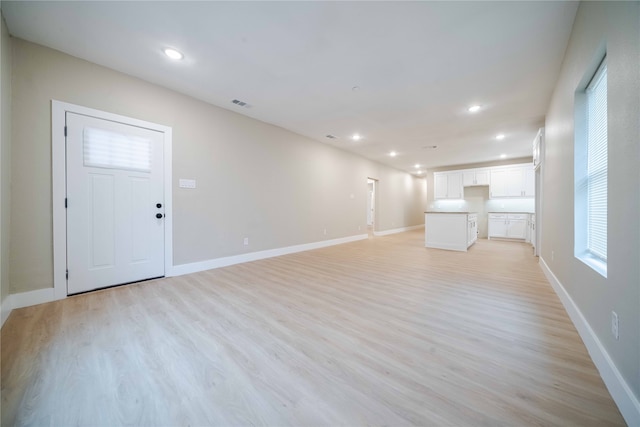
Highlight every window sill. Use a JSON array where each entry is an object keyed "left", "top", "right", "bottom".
[{"left": 577, "top": 251, "right": 607, "bottom": 278}]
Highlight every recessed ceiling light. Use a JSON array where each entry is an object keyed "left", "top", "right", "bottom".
[
  {"left": 352, "top": 134, "right": 362, "bottom": 141},
  {"left": 414, "top": 164, "right": 420, "bottom": 168},
  {"left": 352, "top": 86, "right": 360, "bottom": 91},
  {"left": 500, "top": 153, "right": 507, "bottom": 159},
  {"left": 389, "top": 151, "right": 397, "bottom": 157},
  {"left": 163, "top": 48, "right": 184, "bottom": 60},
  {"left": 416, "top": 170, "right": 423, "bottom": 175},
  {"left": 496, "top": 134, "right": 505, "bottom": 140},
  {"left": 468, "top": 105, "right": 481, "bottom": 113}
]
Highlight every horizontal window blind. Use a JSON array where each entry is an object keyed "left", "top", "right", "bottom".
[
  {"left": 83, "top": 127, "right": 152, "bottom": 173},
  {"left": 586, "top": 61, "right": 607, "bottom": 261}
]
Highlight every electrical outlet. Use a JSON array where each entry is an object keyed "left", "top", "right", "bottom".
[
  {"left": 611, "top": 311, "right": 619, "bottom": 340},
  {"left": 243, "top": 237, "right": 249, "bottom": 246}
]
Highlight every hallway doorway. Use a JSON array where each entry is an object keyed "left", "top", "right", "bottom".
[{"left": 367, "top": 178, "right": 377, "bottom": 236}]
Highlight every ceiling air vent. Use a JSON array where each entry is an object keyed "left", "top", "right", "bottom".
[
  {"left": 325, "top": 134, "right": 338, "bottom": 139},
  {"left": 422, "top": 145, "right": 438, "bottom": 149},
  {"left": 231, "top": 99, "right": 252, "bottom": 108}
]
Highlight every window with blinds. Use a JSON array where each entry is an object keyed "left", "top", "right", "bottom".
[
  {"left": 574, "top": 56, "right": 607, "bottom": 278},
  {"left": 585, "top": 61, "right": 607, "bottom": 261}
]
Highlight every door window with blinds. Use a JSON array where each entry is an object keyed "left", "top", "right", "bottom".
[
  {"left": 575, "top": 56, "right": 607, "bottom": 278},
  {"left": 84, "top": 127, "right": 152, "bottom": 172}
]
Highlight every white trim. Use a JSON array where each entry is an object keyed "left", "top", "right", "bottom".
[
  {"left": 539, "top": 257, "right": 640, "bottom": 427},
  {"left": 12, "top": 288, "right": 55, "bottom": 309},
  {"left": 52, "top": 100, "right": 173, "bottom": 297},
  {"left": 171, "top": 234, "right": 368, "bottom": 277},
  {"left": 3, "top": 234, "right": 369, "bottom": 312},
  {"left": 1, "top": 288, "right": 61, "bottom": 327},
  {"left": 373, "top": 224, "right": 424, "bottom": 237},
  {"left": 1, "top": 295, "right": 13, "bottom": 327}
]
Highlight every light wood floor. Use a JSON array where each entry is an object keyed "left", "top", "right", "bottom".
[{"left": 1, "top": 230, "right": 625, "bottom": 426}]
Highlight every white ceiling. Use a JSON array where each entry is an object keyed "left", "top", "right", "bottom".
[{"left": 1, "top": 1, "right": 578, "bottom": 173}]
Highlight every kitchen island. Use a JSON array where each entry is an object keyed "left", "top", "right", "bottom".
[{"left": 425, "top": 212, "right": 478, "bottom": 251}]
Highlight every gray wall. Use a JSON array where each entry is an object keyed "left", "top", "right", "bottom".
[
  {"left": 543, "top": 1, "right": 639, "bottom": 403},
  {"left": 8, "top": 38, "right": 426, "bottom": 294},
  {"left": 1, "top": 13, "right": 11, "bottom": 306}
]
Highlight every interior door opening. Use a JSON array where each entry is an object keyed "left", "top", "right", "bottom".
[{"left": 367, "top": 178, "right": 377, "bottom": 236}]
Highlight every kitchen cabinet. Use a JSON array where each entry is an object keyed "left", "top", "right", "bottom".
[
  {"left": 425, "top": 212, "right": 477, "bottom": 251},
  {"left": 488, "top": 213, "right": 528, "bottom": 240},
  {"left": 462, "top": 169, "right": 489, "bottom": 187},
  {"left": 488, "top": 213, "right": 508, "bottom": 238},
  {"left": 467, "top": 214, "right": 478, "bottom": 247},
  {"left": 433, "top": 163, "right": 533, "bottom": 200},
  {"left": 490, "top": 166, "right": 534, "bottom": 198},
  {"left": 434, "top": 172, "right": 463, "bottom": 199},
  {"left": 524, "top": 168, "right": 535, "bottom": 197}
]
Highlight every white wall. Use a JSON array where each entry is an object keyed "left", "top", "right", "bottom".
[
  {"left": 0, "top": 13, "right": 12, "bottom": 309},
  {"left": 8, "top": 38, "right": 427, "bottom": 294},
  {"left": 543, "top": 0, "right": 639, "bottom": 417}
]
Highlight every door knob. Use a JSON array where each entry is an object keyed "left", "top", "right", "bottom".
[
  {"left": 156, "top": 203, "right": 162, "bottom": 208},
  {"left": 156, "top": 213, "right": 163, "bottom": 219}
]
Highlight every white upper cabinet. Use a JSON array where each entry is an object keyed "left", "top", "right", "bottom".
[
  {"left": 490, "top": 164, "right": 535, "bottom": 199},
  {"left": 524, "top": 168, "right": 535, "bottom": 197},
  {"left": 433, "top": 163, "right": 533, "bottom": 200},
  {"left": 462, "top": 169, "right": 489, "bottom": 187},
  {"left": 490, "top": 169, "right": 508, "bottom": 197},
  {"left": 434, "top": 171, "right": 463, "bottom": 199}
]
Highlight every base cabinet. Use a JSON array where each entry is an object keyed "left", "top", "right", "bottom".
[
  {"left": 488, "top": 214, "right": 508, "bottom": 238},
  {"left": 425, "top": 213, "right": 477, "bottom": 252},
  {"left": 488, "top": 213, "right": 529, "bottom": 240},
  {"left": 467, "top": 214, "right": 478, "bottom": 247}
]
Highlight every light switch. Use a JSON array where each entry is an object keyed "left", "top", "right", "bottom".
[{"left": 179, "top": 179, "right": 196, "bottom": 189}]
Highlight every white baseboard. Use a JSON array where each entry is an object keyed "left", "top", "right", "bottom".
[
  {"left": 1, "top": 294, "right": 13, "bottom": 327},
  {"left": 1, "top": 235, "right": 370, "bottom": 315},
  {"left": 12, "top": 287, "right": 56, "bottom": 309},
  {"left": 1, "top": 287, "right": 56, "bottom": 328},
  {"left": 171, "top": 233, "right": 369, "bottom": 277},
  {"left": 539, "top": 257, "right": 640, "bottom": 427},
  {"left": 373, "top": 224, "right": 424, "bottom": 236}
]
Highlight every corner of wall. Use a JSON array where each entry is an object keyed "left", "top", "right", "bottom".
[{"left": 1, "top": 10, "right": 14, "bottom": 316}]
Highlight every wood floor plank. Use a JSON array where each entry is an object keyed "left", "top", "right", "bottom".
[{"left": 1, "top": 230, "right": 626, "bottom": 426}]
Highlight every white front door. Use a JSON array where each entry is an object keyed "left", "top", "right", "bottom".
[{"left": 66, "top": 112, "right": 165, "bottom": 294}]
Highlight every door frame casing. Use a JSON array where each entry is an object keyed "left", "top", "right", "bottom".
[{"left": 52, "top": 100, "right": 173, "bottom": 299}]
